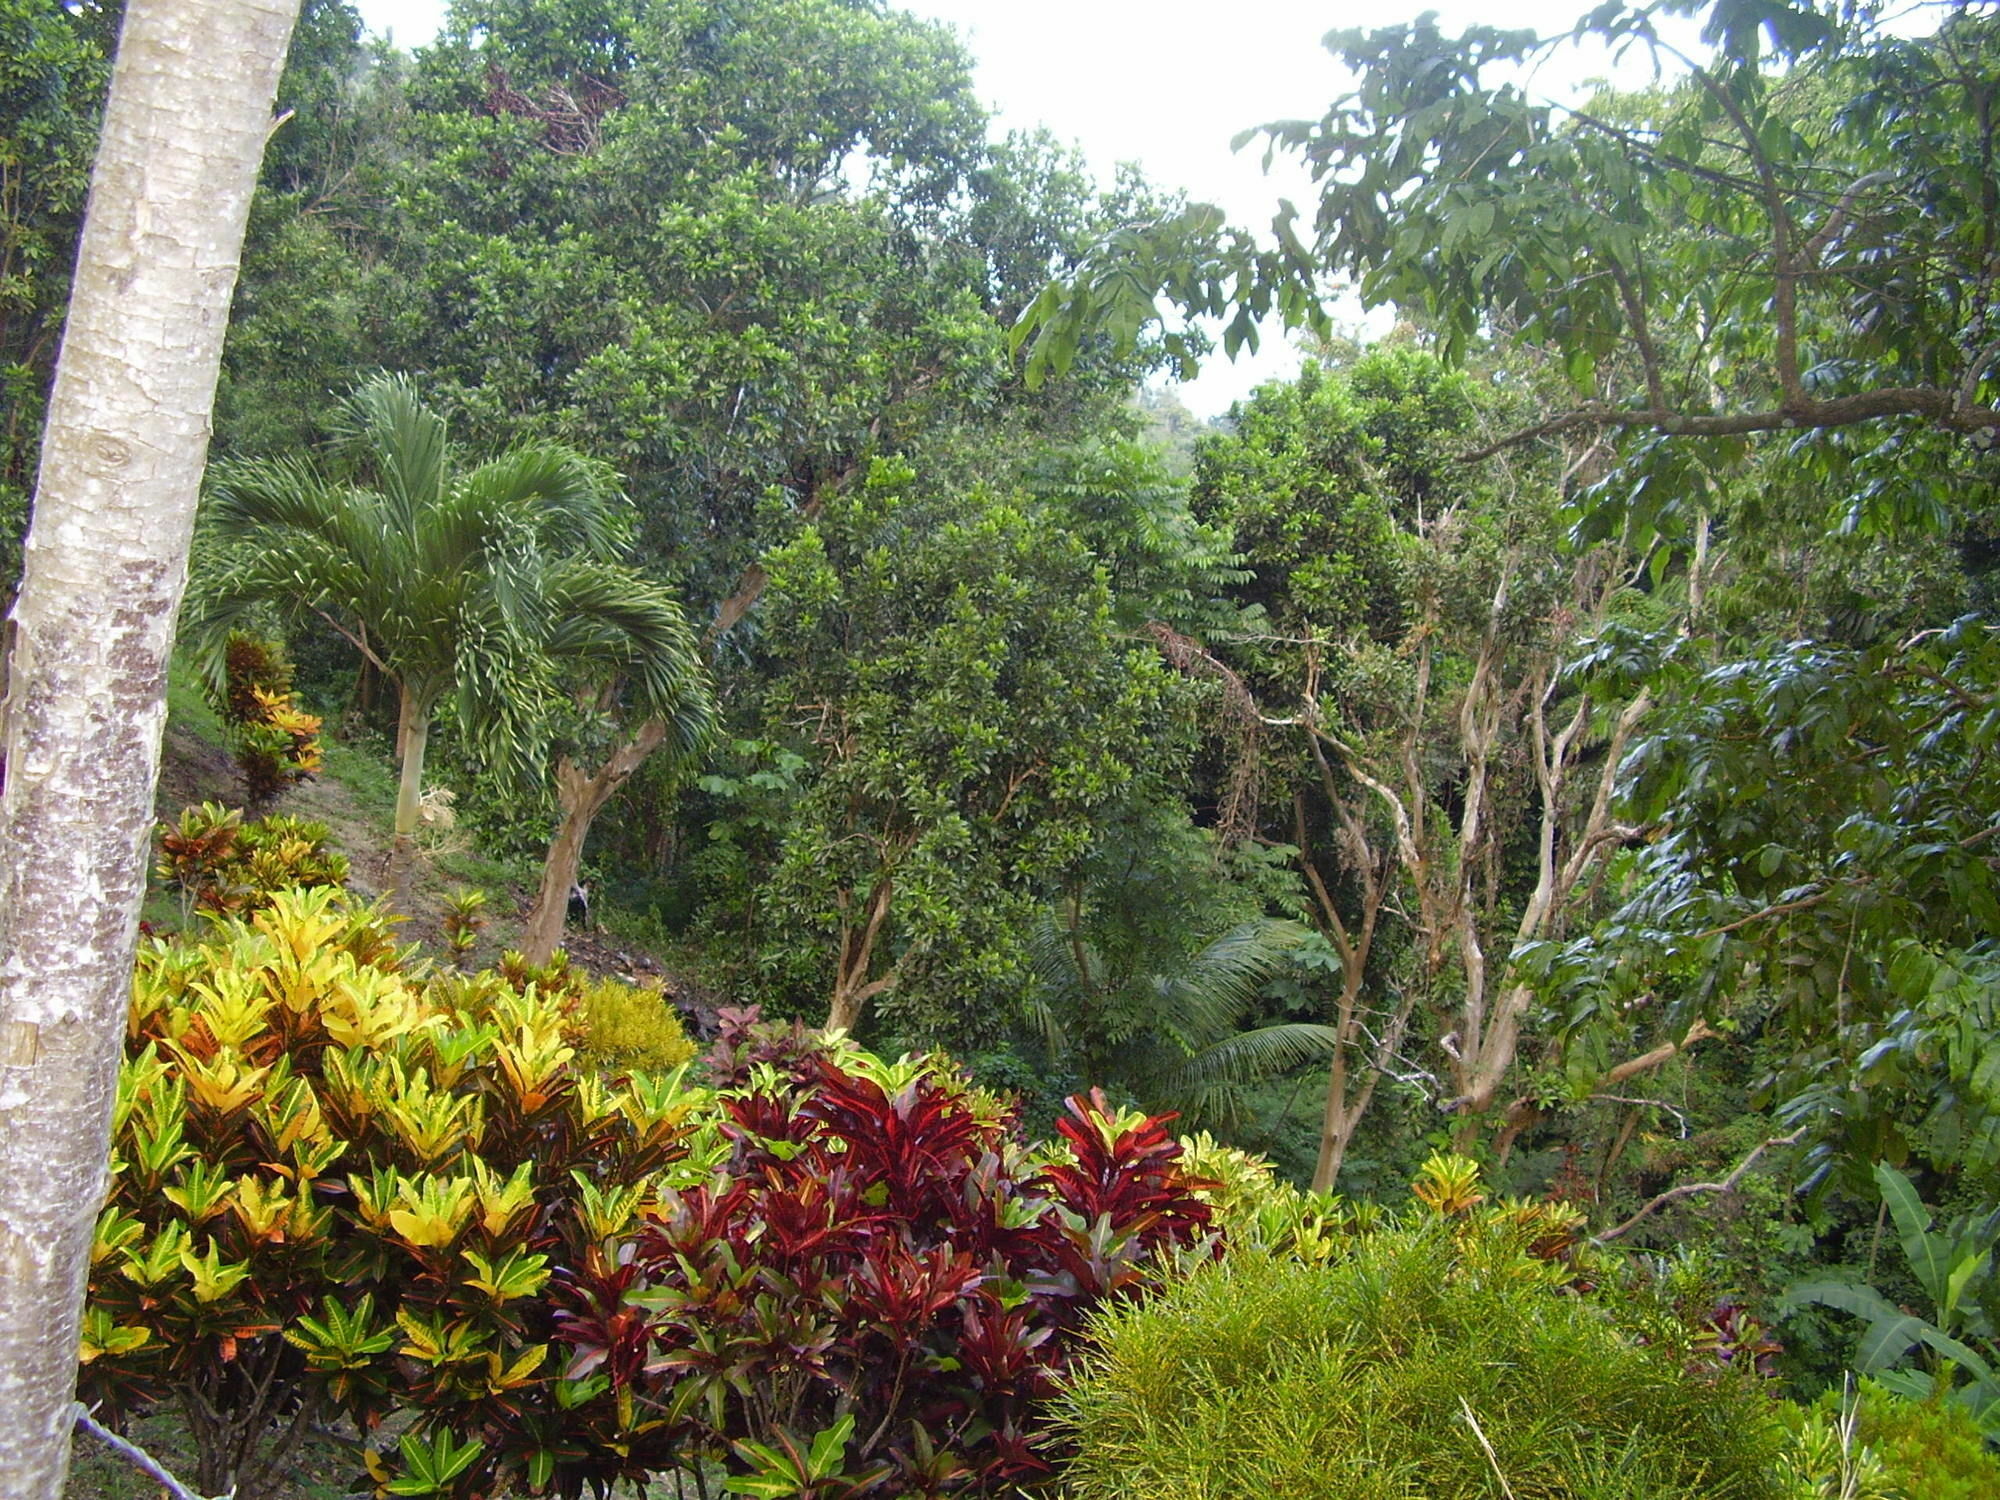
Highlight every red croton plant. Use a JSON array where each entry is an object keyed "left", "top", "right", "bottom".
[{"left": 556, "top": 1011, "right": 1217, "bottom": 1497}]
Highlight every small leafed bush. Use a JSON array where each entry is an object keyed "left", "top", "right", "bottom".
[
  {"left": 215, "top": 634, "right": 322, "bottom": 805},
  {"left": 569, "top": 974, "right": 699, "bottom": 1076},
  {"left": 1057, "top": 1166, "right": 1785, "bottom": 1500},
  {"left": 557, "top": 1047, "right": 1217, "bottom": 1495},
  {"left": 439, "top": 885, "right": 489, "bottom": 967},
  {"left": 154, "top": 803, "right": 349, "bottom": 920}
]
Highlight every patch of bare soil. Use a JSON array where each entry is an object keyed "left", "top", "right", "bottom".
[{"left": 153, "top": 720, "right": 240, "bottom": 819}]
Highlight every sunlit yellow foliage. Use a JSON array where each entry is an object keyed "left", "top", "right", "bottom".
[{"left": 570, "top": 975, "right": 699, "bottom": 1076}]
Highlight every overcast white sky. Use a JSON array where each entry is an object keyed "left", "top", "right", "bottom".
[{"left": 350, "top": 0, "right": 1691, "bottom": 414}]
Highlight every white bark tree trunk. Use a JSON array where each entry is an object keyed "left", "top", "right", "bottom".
[{"left": 0, "top": 4, "right": 298, "bottom": 1494}]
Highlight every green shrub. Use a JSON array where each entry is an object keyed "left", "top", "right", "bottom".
[
  {"left": 1781, "top": 1378, "right": 2000, "bottom": 1499},
  {"left": 1176, "top": 1130, "right": 1383, "bottom": 1261},
  {"left": 153, "top": 803, "right": 349, "bottom": 920},
  {"left": 213, "top": 633, "right": 322, "bottom": 805},
  {"left": 1058, "top": 1210, "right": 1786, "bottom": 1500},
  {"left": 571, "top": 974, "right": 699, "bottom": 1075},
  {"left": 438, "top": 884, "right": 488, "bottom": 967}
]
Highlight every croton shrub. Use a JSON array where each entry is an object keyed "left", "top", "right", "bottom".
[
  {"left": 88, "top": 920, "right": 1215, "bottom": 1499},
  {"left": 153, "top": 802, "right": 349, "bottom": 920},
  {"left": 85, "top": 887, "right": 718, "bottom": 1500},
  {"left": 558, "top": 1009, "right": 1218, "bottom": 1496}
]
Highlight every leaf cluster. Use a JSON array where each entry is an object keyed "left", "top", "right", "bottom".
[
  {"left": 85, "top": 887, "right": 721, "bottom": 1499},
  {"left": 563, "top": 1051, "right": 1216, "bottom": 1496}
]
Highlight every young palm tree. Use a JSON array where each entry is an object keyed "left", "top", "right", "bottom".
[
  {"left": 1026, "top": 912, "right": 1337, "bottom": 1127},
  {"left": 515, "top": 560, "right": 716, "bottom": 961},
  {"left": 187, "top": 374, "right": 712, "bottom": 882}
]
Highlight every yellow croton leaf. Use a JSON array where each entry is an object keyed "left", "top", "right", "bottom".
[
  {"left": 188, "top": 970, "right": 275, "bottom": 1054},
  {"left": 78, "top": 1306, "right": 151, "bottom": 1364},
  {"left": 375, "top": 1065, "right": 484, "bottom": 1167},
  {"left": 482, "top": 1343, "right": 548, "bottom": 1394},
  {"left": 178, "top": 1239, "right": 253, "bottom": 1304},
  {"left": 252, "top": 886, "right": 354, "bottom": 965},
  {"left": 119, "top": 1220, "right": 190, "bottom": 1289},
  {"left": 111, "top": 1043, "right": 173, "bottom": 1136},
  {"left": 394, "top": 1307, "right": 486, "bottom": 1367},
  {"left": 460, "top": 1246, "right": 551, "bottom": 1303},
  {"left": 233, "top": 1175, "right": 294, "bottom": 1243},
  {"left": 569, "top": 1174, "right": 648, "bottom": 1243},
  {"left": 468, "top": 1156, "right": 537, "bottom": 1238},
  {"left": 90, "top": 1204, "right": 147, "bottom": 1268},
  {"left": 175, "top": 1050, "right": 272, "bottom": 1117},
  {"left": 322, "top": 966, "right": 440, "bottom": 1050},
  {"left": 163, "top": 1159, "right": 237, "bottom": 1223},
  {"left": 386, "top": 1174, "right": 475, "bottom": 1250}
]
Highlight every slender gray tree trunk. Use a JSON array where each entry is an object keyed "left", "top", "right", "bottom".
[{"left": 0, "top": 4, "right": 298, "bottom": 1495}]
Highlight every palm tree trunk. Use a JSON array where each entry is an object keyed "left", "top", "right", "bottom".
[{"left": 391, "top": 689, "right": 431, "bottom": 876}]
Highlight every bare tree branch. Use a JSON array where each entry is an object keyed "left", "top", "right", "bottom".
[
  {"left": 1458, "top": 386, "right": 2000, "bottom": 463},
  {"left": 1592, "top": 1126, "right": 1809, "bottom": 1245},
  {"left": 70, "top": 1404, "right": 229, "bottom": 1500}
]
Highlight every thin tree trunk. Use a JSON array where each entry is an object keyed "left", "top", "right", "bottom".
[
  {"left": 0, "top": 3, "right": 298, "bottom": 1494},
  {"left": 825, "top": 874, "right": 895, "bottom": 1033},
  {"left": 520, "top": 720, "right": 669, "bottom": 965},
  {"left": 1455, "top": 688, "right": 1650, "bottom": 1121},
  {"left": 1313, "top": 987, "right": 1357, "bottom": 1192},
  {"left": 388, "top": 690, "right": 430, "bottom": 902},
  {"left": 392, "top": 691, "right": 430, "bottom": 841}
]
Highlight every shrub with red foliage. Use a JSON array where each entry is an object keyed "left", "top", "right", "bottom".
[{"left": 555, "top": 1052, "right": 1214, "bottom": 1496}]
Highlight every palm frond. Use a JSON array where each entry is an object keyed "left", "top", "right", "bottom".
[
  {"left": 1154, "top": 918, "right": 1312, "bottom": 1051},
  {"left": 538, "top": 561, "right": 718, "bottom": 765},
  {"left": 1152, "top": 1022, "right": 1343, "bottom": 1126},
  {"left": 334, "top": 373, "right": 447, "bottom": 527},
  {"left": 455, "top": 445, "right": 625, "bottom": 560},
  {"left": 1024, "top": 910, "right": 1095, "bottom": 1001}
]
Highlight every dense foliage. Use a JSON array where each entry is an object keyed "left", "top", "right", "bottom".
[
  {"left": 22, "top": 0, "right": 2000, "bottom": 1494},
  {"left": 87, "top": 882, "right": 1218, "bottom": 1498},
  {"left": 85, "top": 887, "right": 713, "bottom": 1499},
  {"left": 570, "top": 1033, "right": 1216, "bottom": 1494},
  {"left": 1059, "top": 1159, "right": 1787, "bottom": 1500}
]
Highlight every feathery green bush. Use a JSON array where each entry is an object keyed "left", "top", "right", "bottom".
[
  {"left": 1058, "top": 1204, "right": 1785, "bottom": 1499},
  {"left": 570, "top": 974, "right": 699, "bottom": 1076},
  {"left": 1780, "top": 1378, "right": 2000, "bottom": 1499}
]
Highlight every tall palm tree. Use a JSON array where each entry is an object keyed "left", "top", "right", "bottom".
[{"left": 187, "top": 375, "right": 712, "bottom": 880}]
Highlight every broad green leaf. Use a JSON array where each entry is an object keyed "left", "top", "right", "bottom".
[
  {"left": 1854, "top": 1313, "right": 1930, "bottom": 1374},
  {"left": 1874, "top": 1162, "right": 1951, "bottom": 1308}
]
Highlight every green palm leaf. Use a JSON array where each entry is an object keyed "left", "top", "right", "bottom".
[{"left": 188, "top": 373, "right": 715, "bottom": 844}]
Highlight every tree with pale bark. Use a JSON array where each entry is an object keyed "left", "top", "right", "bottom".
[
  {"left": 1178, "top": 351, "right": 1702, "bottom": 1192},
  {"left": 0, "top": 0, "right": 300, "bottom": 1493}
]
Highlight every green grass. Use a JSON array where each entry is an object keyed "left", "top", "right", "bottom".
[
  {"left": 163, "top": 655, "right": 228, "bottom": 745},
  {"left": 315, "top": 730, "right": 398, "bottom": 821}
]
